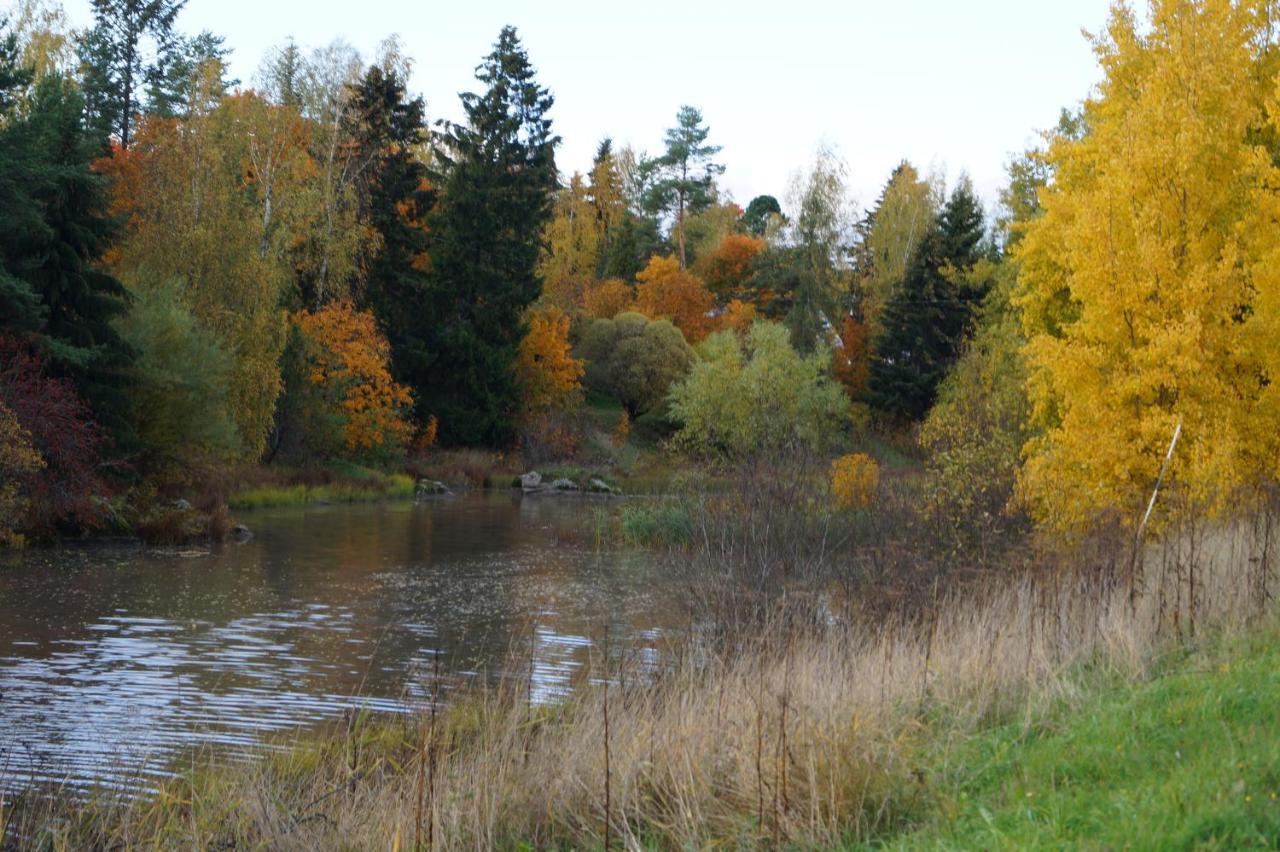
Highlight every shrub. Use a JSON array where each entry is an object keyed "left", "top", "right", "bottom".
[
  {"left": 0, "top": 400, "right": 43, "bottom": 547},
  {"left": 669, "top": 321, "right": 849, "bottom": 459},
  {"left": 575, "top": 312, "right": 695, "bottom": 419},
  {"left": 830, "top": 452, "right": 879, "bottom": 510},
  {"left": 0, "top": 336, "right": 109, "bottom": 537}
]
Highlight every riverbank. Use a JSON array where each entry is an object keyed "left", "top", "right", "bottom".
[{"left": 7, "top": 515, "right": 1273, "bottom": 849}]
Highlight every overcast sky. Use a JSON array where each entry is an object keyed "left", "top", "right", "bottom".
[{"left": 56, "top": 0, "right": 1117, "bottom": 215}]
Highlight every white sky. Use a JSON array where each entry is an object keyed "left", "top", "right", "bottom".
[{"left": 54, "top": 0, "right": 1117, "bottom": 214}]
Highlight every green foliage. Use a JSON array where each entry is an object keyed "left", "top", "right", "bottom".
[
  {"left": 0, "top": 71, "right": 134, "bottom": 444},
  {"left": 868, "top": 177, "right": 990, "bottom": 421},
  {"left": 421, "top": 26, "right": 557, "bottom": 446},
  {"left": 641, "top": 105, "right": 725, "bottom": 268},
  {"left": 618, "top": 500, "right": 693, "bottom": 547},
  {"left": 347, "top": 63, "right": 433, "bottom": 411},
  {"left": 740, "top": 194, "right": 782, "bottom": 237},
  {"left": 78, "top": 0, "right": 185, "bottom": 147},
  {"left": 116, "top": 277, "right": 239, "bottom": 460},
  {"left": 919, "top": 265, "right": 1028, "bottom": 530},
  {"left": 669, "top": 320, "right": 849, "bottom": 459},
  {"left": 576, "top": 311, "right": 695, "bottom": 419}
]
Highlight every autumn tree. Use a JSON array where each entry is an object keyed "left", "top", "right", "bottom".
[
  {"left": 696, "top": 232, "right": 764, "bottom": 296},
  {"left": 1015, "top": 0, "right": 1280, "bottom": 531},
  {"left": 0, "top": 337, "right": 109, "bottom": 537},
  {"left": 103, "top": 67, "right": 296, "bottom": 458},
  {"left": 786, "top": 146, "right": 852, "bottom": 351},
  {"left": 832, "top": 313, "right": 870, "bottom": 400},
  {"left": 538, "top": 173, "right": 602, "bottom": 307},
  {"left": 514, "top": 307, "right": 584, "bottom": 418},
  {"left": 294, "top": 299, "right": 414, "bottom": 455},
  {"left": 0, "top": 397, "right": 42, "bottom": 546},
  {"left": 582, "top": 278, "right": 635, "bottom": 319},
  {"left": 642, "top": 105, "right": 724, "bottom": 268},
  {"left": 421, "top": 26, "right": 557, "bottom": 446},
  {"left": 635, "top": 255, "right": 716, "bottom": 342}
]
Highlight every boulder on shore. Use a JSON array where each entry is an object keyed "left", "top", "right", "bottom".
[
  {"left": 415, "top": 478, "right": 451, "bottom": 499},
  {"left": 520, "top": 471, "right": 545, "bottom": 493},
  {"left": 549, "top": 478, "right": 579, "bottom": 492}
]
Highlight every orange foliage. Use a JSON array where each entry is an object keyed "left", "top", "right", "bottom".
[
  {"left": 831, "top": 452, "right": 879, "bottom": 510},
  {"left": 635, "top": 255, "right": 716, "bottom": 343},
  {"left": 718, "top": 299, "right": 759, "bottom": 334},
  {"left": 581, "top": 278, "right": 635, "bottom": 319},
  {"left": 697, "top": 233, "right": 764, "bottom": 294},
  {"left": 832, "top": 314, "right": 871, "bottom": 400},
  {"left": 293, "top": 300, "right": 414, "bottom": 452},
  {"left": 612, "top": 410, "right": 631, "bottom": 448},
  {"left": 515, "top": 308, "right": 585, "bottom": 417}
]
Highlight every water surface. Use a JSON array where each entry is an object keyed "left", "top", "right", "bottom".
[{"left": 0, "top": 493, "right": 675, "bottom": 792}]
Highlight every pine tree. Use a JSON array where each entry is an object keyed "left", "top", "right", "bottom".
[
  {"left": 642, "top": 105, "right": 724, "bottom": 268},
  {"left": 146, "top": 30, "right": 236, "bottom": 119},
  {"left": 346, "top": 64, "right": 433, "bottom": 410},
  {"left": 868, "top": 178, "right": 987, "bottom": 421},
  {"left": 423, "top": 26, "right": 558, "bottom": 446},
  {"left": 78, "top": 0, "right": 185, "bottom": 147}
]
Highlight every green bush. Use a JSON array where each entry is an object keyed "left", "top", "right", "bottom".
[
  {"left": 575, "top": 312, "right": 695, "bottom": 418},
  {"left": 668, "top": 320, "right": 849, "bottom": 459}
]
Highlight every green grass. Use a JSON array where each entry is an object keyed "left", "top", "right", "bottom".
[
  {"left": 228, "top": 472, "right": 414, "bottom": 510},
  {"left": 874, "top": 626, "right": 1280, "bottom": 850},
  {"left": 618, "top": 500, "right": 694, "bottom": 546}
]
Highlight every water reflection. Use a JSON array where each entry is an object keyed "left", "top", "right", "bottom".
[{"left": 0, "top": 493, "right": 675, "bottom": 791}]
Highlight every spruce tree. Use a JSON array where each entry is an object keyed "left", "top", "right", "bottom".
[
  {"left": 867, "top": 178, "right": 987, "bottom": 421},
  {"left": 0, "top": 71, "right": 134, "bottom": 442},
  {"left": 0, "top": 26, "right": 43, "bottom": 334},
  {"left": 422, "top": 26, "right": 558, "bottom": 446},
  {"left": 345, "top": 64, "right": 433, "bottom": 405}
]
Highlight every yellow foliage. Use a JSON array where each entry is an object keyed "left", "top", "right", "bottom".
[
  {"left": 831, "top": 453, "right": 878, "bottom": 511},
  {"left": 515, "top": 307, "right": 585, "bottom": 417},
  {"left": 417, "top": 414, "right": 439, "bottom": 452},
  {"left": 1014, "top": 0, "right": 1280, "bottom": 532},
  {"left": 294, "top": 300, "right": 414, "bottom": 452},
  {"left": 718, "top": 299, "right": 759, "bottom": 334},
  {"left": 635, "top": 255, "right": 716, "bottom": 343},
  {"left": 612, "top": 410, "right": 631, "bottom": 448},
  {"left": 0, "top": 400, "right": 43, "bottom": 547},
  {"left": 581, "top": 278, "right": 635, "bottom": 319}
]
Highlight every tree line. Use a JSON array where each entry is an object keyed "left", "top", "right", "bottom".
[{"left": 4, "top": 0, "right": 1280, "bottom": 544}]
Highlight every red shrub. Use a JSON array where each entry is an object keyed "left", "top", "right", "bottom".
[{"left": 0, "top": 336, "right": 110, "bottom": 535}]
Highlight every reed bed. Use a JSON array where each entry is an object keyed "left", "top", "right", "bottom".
[{"left": 6, "top": 497, "right": 1275, "bottom": 850}]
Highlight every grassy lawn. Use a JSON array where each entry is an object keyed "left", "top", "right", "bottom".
[{"left": 877, "top": 626, "right": 1280, "bottom": 850}]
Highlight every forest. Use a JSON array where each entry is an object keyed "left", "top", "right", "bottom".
[{"left": 4, "top": 0, "right": 1280, "bottom": 847}]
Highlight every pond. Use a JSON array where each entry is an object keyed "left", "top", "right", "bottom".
[{"left": 0, "top": 492, "right": 679, "bottom": 793}]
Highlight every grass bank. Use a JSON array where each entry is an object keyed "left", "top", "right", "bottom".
[
  {"left": 6, "top": 514, "right": 1276, "bottom": 849},
  {"left": 227, "top": 464, "right": 415, "bottom": 511}
]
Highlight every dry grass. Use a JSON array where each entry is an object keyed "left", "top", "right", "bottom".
[{"left": 8, "top": 503, "right": 1276, "bottom": 850}]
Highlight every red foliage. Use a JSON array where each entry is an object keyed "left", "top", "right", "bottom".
[
  {"left": 696, "top": 233, "right": 764, "bottom": 295},
  {"left": 0, "top": 336, "right": 110, "bottom": 535},
  {"left": 832, "top": 314, "right": 871, "bottom": 400}
]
